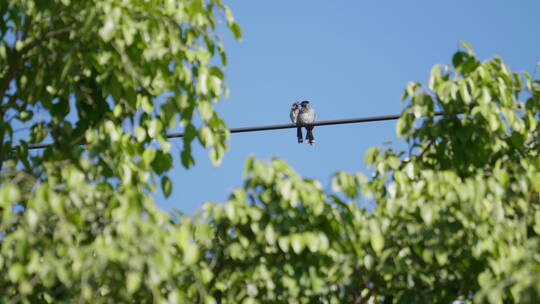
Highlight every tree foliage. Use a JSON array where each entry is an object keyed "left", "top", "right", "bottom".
[
  {"left": 0, "top": 0, "right": 241, "bottom": 302},
  {"left": 1, "top": 1, "right": 539, "bottom": 303}
]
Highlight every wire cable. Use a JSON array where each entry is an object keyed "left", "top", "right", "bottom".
[{"left": 26, "top": 111, "right": 444, "bottom": 150}]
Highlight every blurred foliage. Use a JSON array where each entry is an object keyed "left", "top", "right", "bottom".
[
  {"left": 1, "top": 1, "right": 539, "bottom": 302},
  {"left": 0, "top": 0, "right": 241, "bottom": 302}
]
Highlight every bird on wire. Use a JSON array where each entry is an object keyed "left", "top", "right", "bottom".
[
  {"left": 290, "top": 101, "right": 302, "bottom": 143},
  {"left": 297, "top": 100, "right": 316, "bottom": 145}
]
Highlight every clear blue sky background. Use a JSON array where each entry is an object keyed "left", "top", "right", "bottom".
[{"left": 158, "top": 0, "right": 540, "bottom": 214}]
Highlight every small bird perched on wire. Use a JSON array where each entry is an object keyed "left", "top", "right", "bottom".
[
  {"left": 289, "top": 101, "right": 303, "bottom": 143},
  {"left": 298, "top": 100, "right": 316, "bottom": 145}
]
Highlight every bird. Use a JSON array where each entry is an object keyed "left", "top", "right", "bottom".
[
  {"left": 298, "top": 100, "right": 316, "bottom": 145},
  {"left": 290, "top": 101, "right": 303, "bottom": 143}
]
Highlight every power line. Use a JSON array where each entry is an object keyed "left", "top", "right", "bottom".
[
  {"left": 169, "top": 111, "right": 444, "bottom": 137},
  {"left": 26, "top": 111, "right": 444, "bottom": 150}
]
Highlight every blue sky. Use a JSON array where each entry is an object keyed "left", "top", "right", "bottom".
[{"left": 159, "top": 0, "right": 540, "bottom": 214}]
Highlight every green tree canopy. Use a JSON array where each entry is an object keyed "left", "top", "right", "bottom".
[
  {"left": 1, "top": 1, "right": 539, "bottom": 303},
  {"left": 1, "top": 0, "right": 241, "bottom": 302}
]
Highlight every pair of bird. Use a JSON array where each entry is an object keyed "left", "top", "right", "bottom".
[{"left": 290, "top": 100, "right": 316, "bottom": 145}]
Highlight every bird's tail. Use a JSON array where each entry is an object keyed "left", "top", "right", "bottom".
[
  {"left": 296, "top": 127, "right": 303, "bottom": 143},
  {"left": 306, "top": 126, "right": 315, "bottom": 145}
]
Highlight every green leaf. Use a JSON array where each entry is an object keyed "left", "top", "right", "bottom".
[
  {"left": 364, "top": 147, "right": 380, "bottom": 166},
  {"left": 198, "top": 101, "right": 213, "bottom": 122},
  {"left": 405, "top": 82, "right": 420, "bottom": 98},
  {"left": 278, "top": 237, "right": 289, "bottom": 253},
  {"left": 318, "top": 234, "right": 329, "bottom": 251},
  {"left": 181, "top": 148, "right": 195, "bottom": 168},
  {"left": 396, "top": 114, "right": 411, "bottom": 137},
  {"left": 429, "top": 64, "right": 442, "bottom": 90},
  {"left": 459, "top": 82, "right": 471, "bottom": 103},
  {"left": 224, "top": 6, "right": 235, "bottom": 23},
  {"left": 198, "top": 126, "right": 214, "bottom": 147},
  {"left": 452, "top": 51, "right": 467, "bottom": 68},
  {"left": 126, "top": 272, "right": 142, "bottom": 294},
  {"left": 291, "top": 234, "right": 304, "bottom": 254},
  {"left": 363, "top": 255, "right": 374, "bottom": 270},
  {"left": 460, "top": 41, "right": 474, "bottom": 55},
  {"left": 230, "top": 22, "right": 242, "bottom": 40},
  {"left": 143, "top": 147, "right": 156, "bottom": 165},
  {"left": 183, "top": 243, "right": 199, "bottom": 265},
  {"left": 142, "top": 96, "right": 154, "bottom": 113},
  {"left": 265, "top": 225, "right": 276, "bottom": 244},
  {"left": 209, "top": 147, "right": 224, "bottom": 166},
  {"left": 151, "top": 151, "right": 173, "bottom": 174},
  {"left": 184, "top": 124, "right": 197, "bottom": 142},
  {"left": 8, "top": 263, "right": 24, "bottom": 282},
  {"left": 225, "top": 204, "right": 236, "bottom": 221},
  {"left": 99, "top": 17, "right": 116, "bottom": 42},
  {"left": 18, "top": 110, "right": 33, "bottom": 122},
  {"left": 161, "top": 176, "right": 172, "bottom": 197},
  {"left": 370, "top": 233, "right": 384, "bottom": 254},
  {"left": 305, "top": 233, "right": 319, "bottom": 252},
  {"left": 135, "top": 126, "right": 147, "bottom": 142},
  {"left": 420, "top": 207, "right": 433, "bottom": 224},
  {"left": 147, "top": 120, "right": 163, "bottom": 138}
]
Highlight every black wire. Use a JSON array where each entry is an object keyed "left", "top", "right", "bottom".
[{"left": 25, "top": 111, "right": 444, "bottom": 150}]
